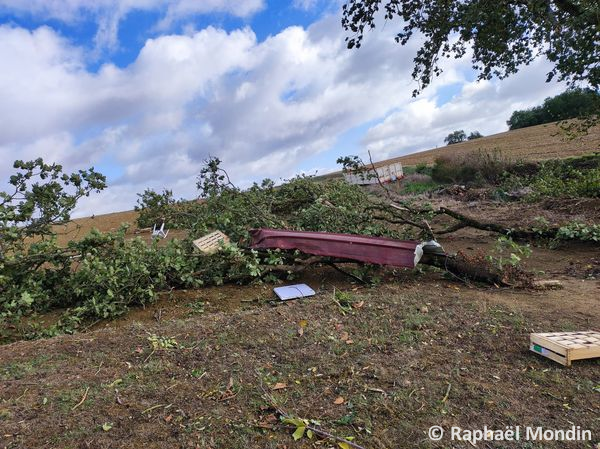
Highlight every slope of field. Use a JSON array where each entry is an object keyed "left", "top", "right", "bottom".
[
  {"left": 319, "top": 121, "right": 600, "bottom": 181},
  {"left": 382, "top": 121, "right": 600, "bottom": 167},
  {"left": 53, "top": 210, "right": 140, "bottom": 247}
]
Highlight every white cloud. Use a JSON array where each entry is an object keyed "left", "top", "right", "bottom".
[
  {"left": 0, "top": 12, "right": 568, "bottom": 217},
  {"left": 362, "top": 58, "right": 566, "bottom": 160},
  {"left": 0, "top": 0, "right": 264, "bottom": 53},
  {"left": 293, "top": 0, "right": 319, "bottom": 10}
]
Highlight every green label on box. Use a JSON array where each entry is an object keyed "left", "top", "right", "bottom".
[{"left": 533, "top": 344, "right": 543, "bottom": 353}]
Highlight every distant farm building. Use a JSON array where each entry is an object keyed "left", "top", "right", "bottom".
[{"left": 343, "top": 162, "right": 404, "bottom": 185}]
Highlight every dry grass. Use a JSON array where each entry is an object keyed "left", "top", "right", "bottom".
[
  {"left": 384, "top": 121, "right": 600, "bottom": 167},
  {"left": 53, "top": 210, "right": 187, "bottom": 247},
  {"left": 319, "top": 121, "right": 600, "bottom": 182}
]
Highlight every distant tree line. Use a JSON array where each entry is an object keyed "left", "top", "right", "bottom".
[
  {"left": 444, "top": 130, "right": 484, "bottom": 145},
  {"left": 507, "top": 88, "right": 600, "bottom": 130}
]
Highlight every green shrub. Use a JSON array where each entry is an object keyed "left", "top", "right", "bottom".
[
  {"left": 529, "top": 159, "right": 600, "bottom": 198},
  {"left": 415, "top": 162, "right": 432, "bottom": 175},
  {"left": 431, "top": 149, "right": 514, "bottom": 185},
  {"left": 498, "top": 154, "right": 600, "bottom": 199}
]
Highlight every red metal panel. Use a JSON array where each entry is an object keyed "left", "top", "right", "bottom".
[{"left": 249, "top": 228, "right": 419, "bottom": 268}]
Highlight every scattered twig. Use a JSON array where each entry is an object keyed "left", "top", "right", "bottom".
[
  {"left": 442, "top": 383, "right": 452, "bottom": 403},
  {"left": 115, "top": 389, "right": 124, "bottom": 405},
  {"left": 14, "top": 388, "right": 29, "bottom": 402},
  {"left": 142, "top": 403, "right": 169, "bottom": 414},
  {"left": 368, "top": 150, "right": 394, "bottom": 202},
  {"left": 366, "top": 386, "right": 387, "bottom": 395},
  {"left": 72, "top": 386, "right": 90, "bottom": 411},
  {"left": 81, "top": 319, "right": 101, "bottom": 332},
  {"left": 143, "top": 349, "right": 156, "bottom": 364},
  {"left": 94, "top": 361, "right": 104, "bottom": 376}
]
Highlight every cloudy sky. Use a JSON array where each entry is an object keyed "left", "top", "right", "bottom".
[{"left": 0, "top": 0, "right": 566, "bottom": 216}]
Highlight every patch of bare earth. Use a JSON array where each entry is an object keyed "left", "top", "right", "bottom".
[{"left": 1, "top": 248, "right": 599, "bottom": 448}]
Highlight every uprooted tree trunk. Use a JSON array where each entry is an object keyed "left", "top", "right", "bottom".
[
  {"left": 250, "top": 249, "right": 526, "bottom": 287},
  {"left": 435, "top": 207, "right": 560, "bottom": 240},
  {"left": 419, "top": 251, "right": 533, "bottom": 287}
]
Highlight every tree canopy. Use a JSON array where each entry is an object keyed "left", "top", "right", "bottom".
[
  {"left": 342, "top": 0, "right": 600, "bottom": 96},
  {"left": 444, "top": 130, "right": 467, "bottom": 145},
  {"left": 507, "top": 88, "right": 600, "bottom": 130}
]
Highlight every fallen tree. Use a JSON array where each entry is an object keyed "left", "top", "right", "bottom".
[{"left": 1, "top": 155, "right": 593, "bottom": 338}]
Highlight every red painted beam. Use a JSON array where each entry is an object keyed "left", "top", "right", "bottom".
[{"left": 249, "top": 228, "right": 420, "bottom": 268}]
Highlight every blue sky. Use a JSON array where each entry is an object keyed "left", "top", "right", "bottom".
[
  {"left": 0, "top": 0, "right": 565, "bottom": 215},
  {"left": 1, "top": 1, "right": 332, "bottom": 69}
]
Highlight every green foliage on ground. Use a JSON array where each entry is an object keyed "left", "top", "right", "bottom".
[
  {"left": 142, "top": 160, "right": 397, "bottom": 242},
  {"left": 1, "top": 157, "right": 406, "bottom": 336},
  {"left": 3, "top": 153, "right": 597, "bottom": 338},
  {"left": 503, "top": 154, "right": 600, "bottom": 199},
  {"left": 485, "top": 236, "right": 532, "bottom": 270},
  {"left": 556, "top": 222, "right": 600, "bottom": 242},
  {"left": 400, "top": 181, "right": 438, "bottom": 195},
  {"left": 527, "top": 160, "right": 600, "bottom": 199}
]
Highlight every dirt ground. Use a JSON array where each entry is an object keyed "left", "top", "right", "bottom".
[{"left": 2, "top": 195, "right": 599, "bottom": 449}]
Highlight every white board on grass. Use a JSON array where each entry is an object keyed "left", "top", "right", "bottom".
[{"left": 273, "top": 284, "right": 315, "bottom": 301}]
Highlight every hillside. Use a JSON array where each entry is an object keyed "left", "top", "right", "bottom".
[
  {"left": 320, "top": 121, "right": 600, "bottom": 180},
  {"left": 383, "top": 121, "right": 600, "bottom": 166}
]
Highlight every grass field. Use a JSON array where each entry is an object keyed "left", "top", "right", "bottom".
[
  {"left": 319, "top": 121, "right": 600, "bottom": 180},
  {"left": 382, "top": 121, "right": 600, "bottom": 166}
]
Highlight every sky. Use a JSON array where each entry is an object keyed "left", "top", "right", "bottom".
[{"left": 0, "top": 0, "right": 567, "bottom": 216}]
